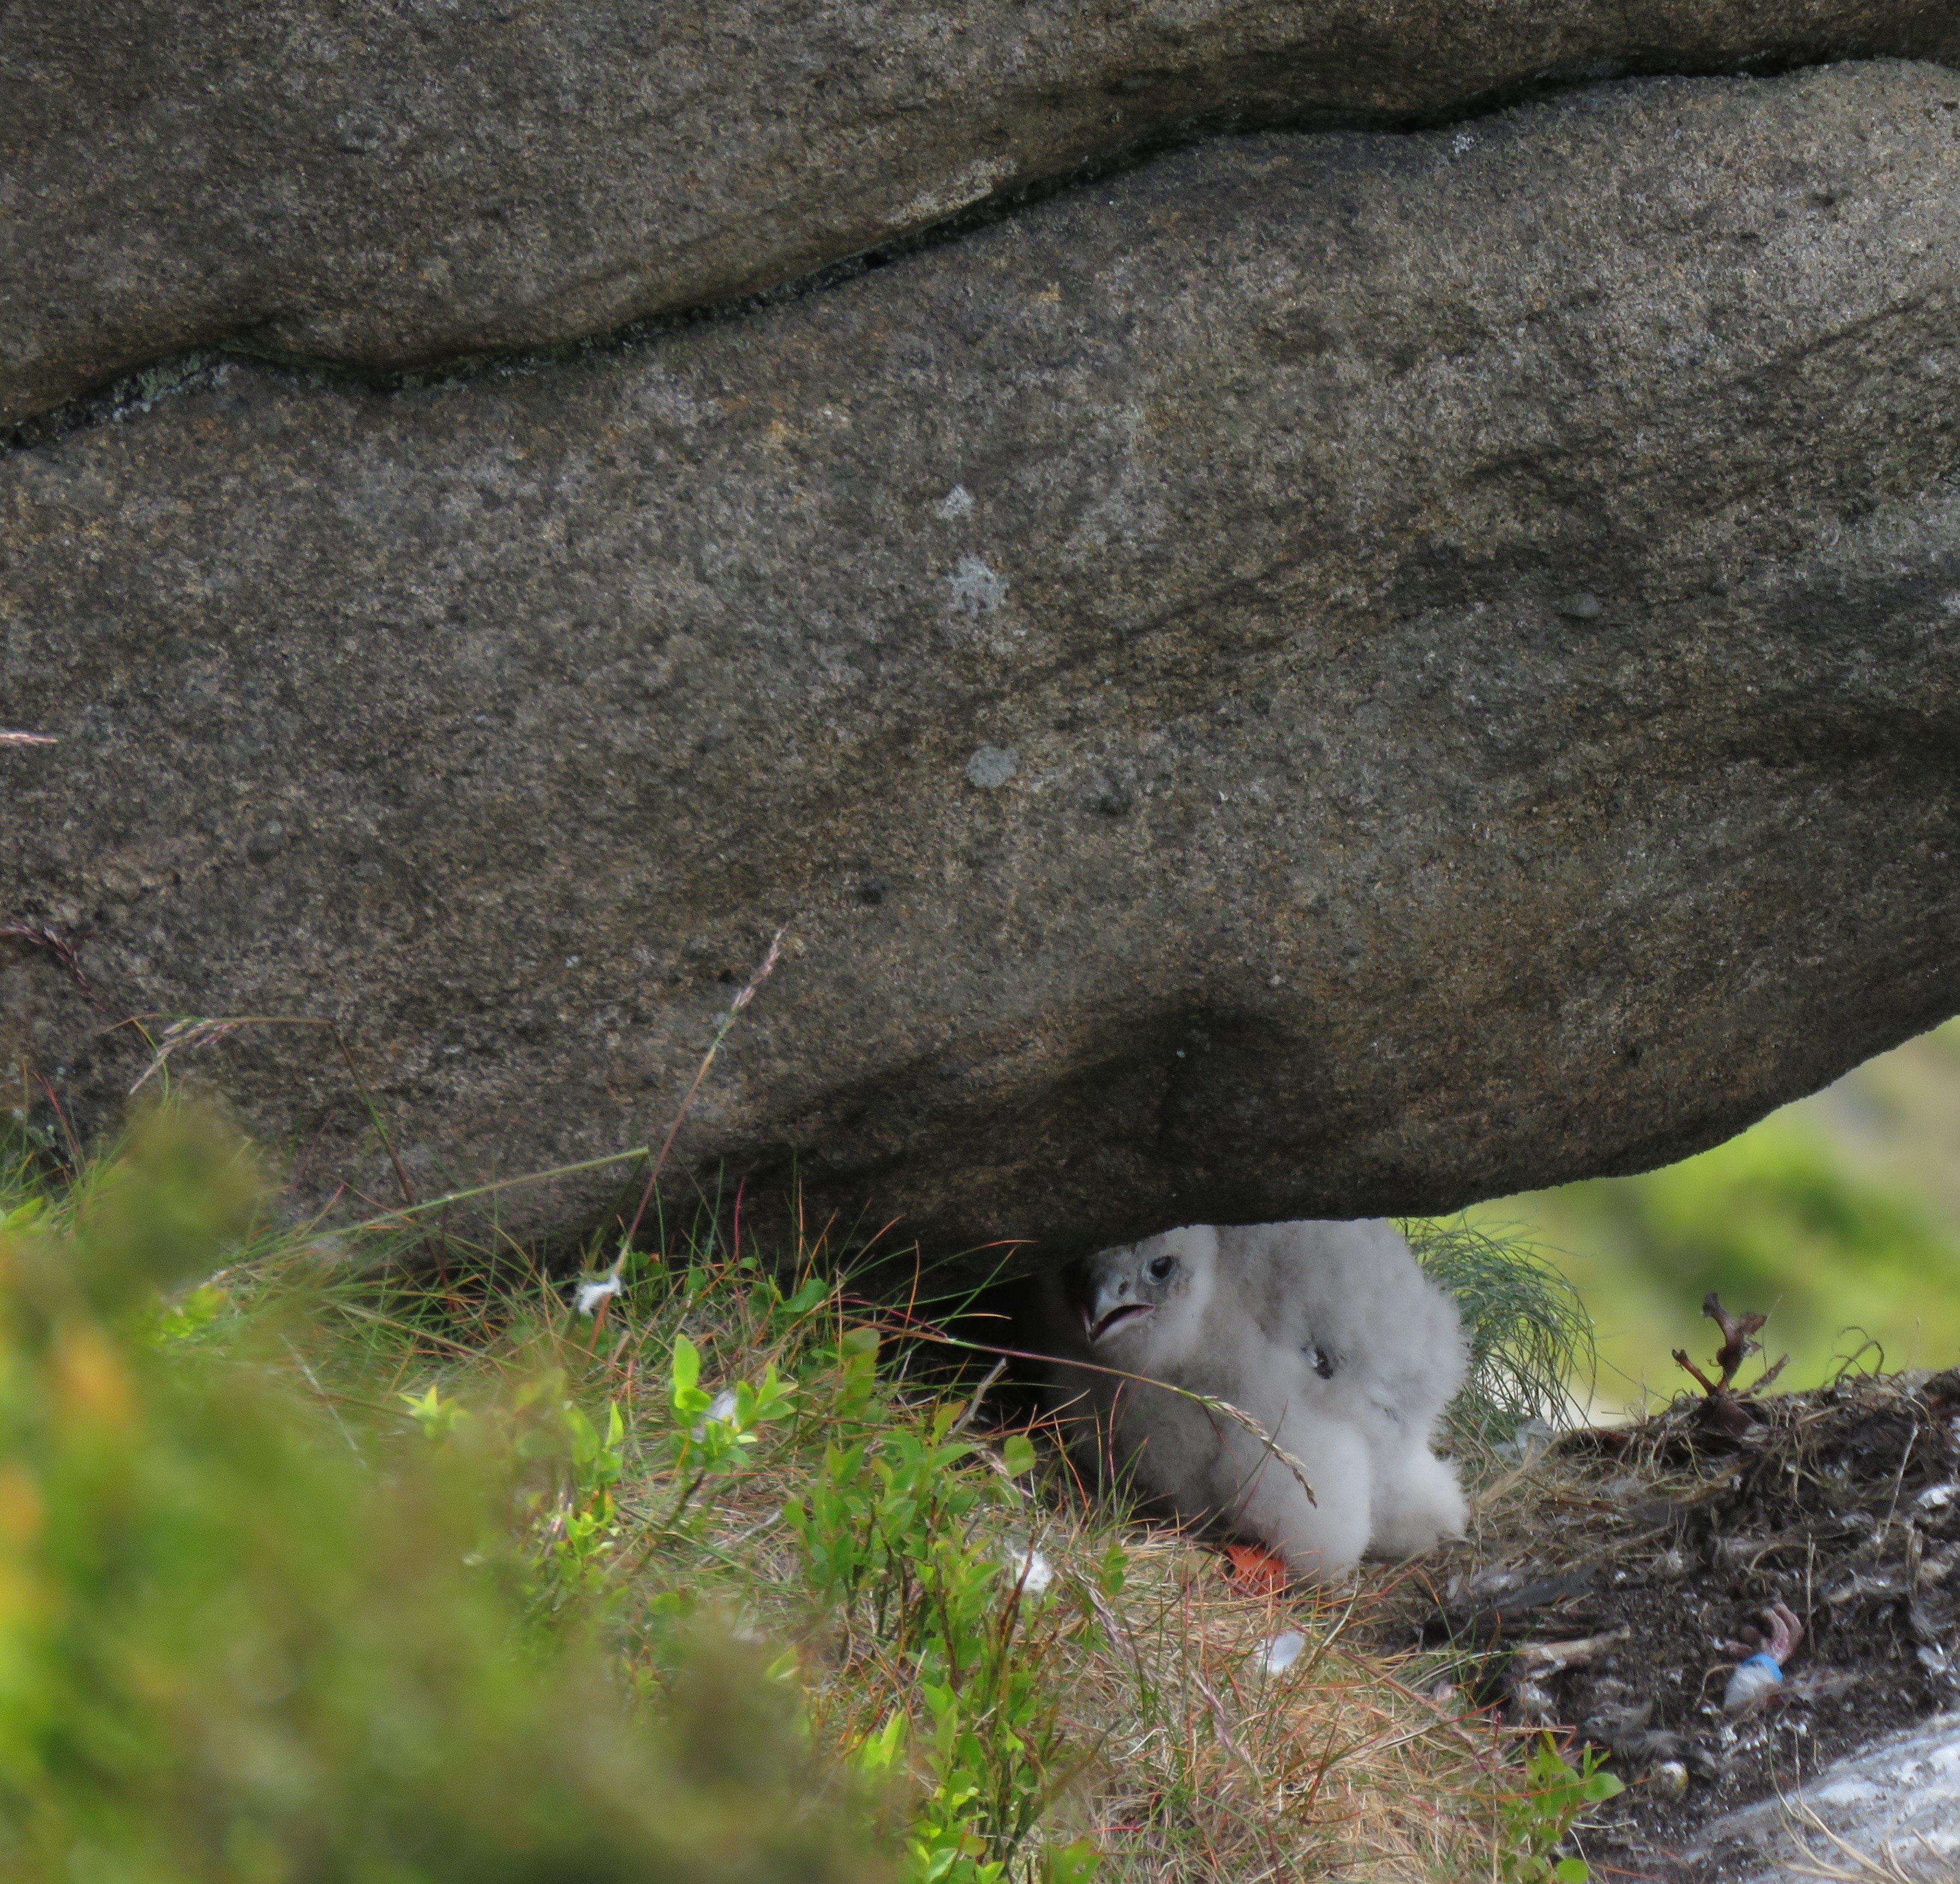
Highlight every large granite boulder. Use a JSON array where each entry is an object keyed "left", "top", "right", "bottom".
[
  {"left": 6, "top": 61, "right": 1960, "bottom": 1260},
  {"left": 5, "top": 3, "right": 1959, "bottom": 428}
]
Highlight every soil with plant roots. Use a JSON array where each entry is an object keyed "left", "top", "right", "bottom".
[{"left": 1365, "top": 1365, "right": 1960, "bottom": 1883}]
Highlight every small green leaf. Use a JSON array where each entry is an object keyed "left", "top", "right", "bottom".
[
  {"left": 1045, "top": 1838, "right": 1104, "bottom": 1884},
  {"left": 563, "top": 1401, "right": 597, "bottom": 1461},
  {"left": 152, "top": 1280, "right": 231, "bottom": 1345},
  {"left": 1, "top": 1195, "right": 48, "bottom": 1232},
  {"left": 780, "top": 1276, "right": 829, "bottom": 1316}
]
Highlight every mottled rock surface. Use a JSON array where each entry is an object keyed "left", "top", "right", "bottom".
[
  {"left": 1686, "top": 1712, "right": 1960, "bottom": 1882},
  {"left": 6, "top": 63, "right": 1960, "bottom": 1260},
  {"left": 5, "top": 3, "right": 1960, "bottom": 425}
]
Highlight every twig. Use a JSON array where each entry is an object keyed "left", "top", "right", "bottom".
[
  {"left": 1783, "top": 1797, "right": 1943, "bottom": 1882},
  {"left": 1675, "top": 1291, "right": 1783, "bottom": 1435},
  {"left": 1673, "top": 1351, "right": 1723, "bottom": 1398},
  {"left": 948, "top": 1358, "right": 1008, "bottom": 1437},
  {"left": 615, "top": 926, "right": 787, "bottom": 1265},
  {"left": 281, "top": 1337, "right": 364, "bottom": 1458},
  {"left": 1704, "top": 1291, "right": 1768, "bottom": 1387},
  {"left": 1188, "top": 1664, "right": 1264, "bottom": 1782},
  {"left": 1203, "top": 1395, "right": 1319, "bottom": 1508},
  {"left": 579, "top": 929, "right": 789, "bottom": 1344},
  {"left": 326, "top": 1027, "right": 420, "bottom": 1215},
  {"left": 871, "top": 1309, "right": 1318, "bottom": 1507},
  {"left": 1880, "top": 1427, "right": 1920, "bottom": 1540},
  {"left": 348, "top": 1146, "right": 653, "bottom": 1230}
]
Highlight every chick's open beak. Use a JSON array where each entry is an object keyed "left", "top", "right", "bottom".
[{"left": 1081, "top": 1284, "right": 1154, "bottom": 1345}]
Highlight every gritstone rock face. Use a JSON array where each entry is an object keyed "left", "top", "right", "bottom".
[
  {"left": 5, "top": 2, "right": 1957, "bottom": 426},
  {"left": 5, "top": 64, "right": 1960, "bottom": 1260}
]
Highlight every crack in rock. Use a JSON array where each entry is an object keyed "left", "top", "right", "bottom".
[{"left": 4, "top": 0, "right": 1958, "bottom": 427}]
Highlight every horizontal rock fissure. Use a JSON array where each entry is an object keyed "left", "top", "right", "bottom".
[
  {"left": 3, "top": 48, "right": 1950, "bottom": 450},
  {"left": 8, "top": 62, "right": 1960, "bottom": 1268}
]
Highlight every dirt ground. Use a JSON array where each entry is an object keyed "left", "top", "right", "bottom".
[{"left": 1366, "top": 1361, "right": 1960, "bottom": 1882}]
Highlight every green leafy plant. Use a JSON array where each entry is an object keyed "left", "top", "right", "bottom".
[
  {"left": 1498, "top": 1735, "right": 1624, "bottom": 1883},
  {"left": 668, "top": 1331, "right": 797, "bottom": 1513},
  {"left": 0, "top": 1100, "right": 1554, "bottom": 1884},
  {"left": 527, "top": 1391, "right": 630, "bottom": 1612},
  {"left": 782, "top": 1385, "right": 1081, "bottom": 1882}
]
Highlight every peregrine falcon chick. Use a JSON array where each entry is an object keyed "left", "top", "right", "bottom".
[{"left": 1034, "top": 1219, "right": 1467, "bottom": 1579}]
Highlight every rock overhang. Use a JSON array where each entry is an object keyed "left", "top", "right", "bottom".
[{"left": 4, "top": 59, "right": 1960, "bottom": 1267}]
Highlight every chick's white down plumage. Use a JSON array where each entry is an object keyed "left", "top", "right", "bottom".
[{"left": 1034, "top": 1220, "right": 1468, "bottom": 1580}]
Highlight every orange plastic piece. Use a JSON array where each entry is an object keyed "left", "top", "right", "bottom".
[{"left": 1222, "top": 1543, "right": 1289, "bottom": 1597}]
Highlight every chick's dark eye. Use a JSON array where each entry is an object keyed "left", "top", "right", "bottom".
[{"left": 1147, "top": 1256, "right": 1177, "bottom": 1283}]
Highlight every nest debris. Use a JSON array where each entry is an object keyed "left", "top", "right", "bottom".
[{"left": 1371, "top": 1343, "right": 1960, "bottom": 1883}]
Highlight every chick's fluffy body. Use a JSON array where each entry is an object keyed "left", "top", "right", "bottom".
[{"left": 1036, "top": 1219, "right": 1467, "bottom": 1579}]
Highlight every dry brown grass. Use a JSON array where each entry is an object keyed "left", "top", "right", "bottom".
[
  {"left": 684, "top": 1483, "right": 1519, "bottom": 1881},
  {"left": 1041, "top": 1534, "right": 1513, "bottom": 1882},
  {"left": 490, "top": 1244, "right": 1536, "bottom": 1883},
  {"left": 38, "top": 1091, "right": 1609, "bottom": 1884}
]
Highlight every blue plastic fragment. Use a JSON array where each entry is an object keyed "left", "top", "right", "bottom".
[{"left": 1723, "top": 1651, "right": 1784, "bottom": 1712}]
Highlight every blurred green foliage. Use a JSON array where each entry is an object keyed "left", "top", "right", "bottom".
[
  {"left": 0, "top": 1106, "right": 874, "bottom": 1884},
  {"left": 0, "top": 1100, "right": 1632, "bottom": 1882},
  {"left": 1471, "top": 1023, "right": 1960, "bottom": 1410}
]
